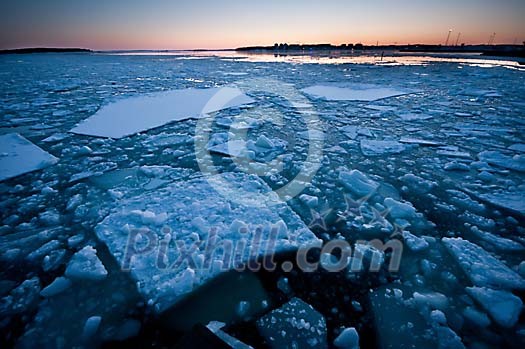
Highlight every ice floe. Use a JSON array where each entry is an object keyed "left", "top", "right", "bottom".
[
  {"left": 302, "top": 84, "right": 416, "bottom": 101},
  {"left": 0, "top": 133, "right": 58, "bottom": 181},
  {"left": 360, "top": 140, "right": 408, "bottom": 156},
  {"left": 71, "top": 87, "right": 254, "bottom": 138},
  {"left": 96, "top": 172, "right": 320, "bottom": 313}
]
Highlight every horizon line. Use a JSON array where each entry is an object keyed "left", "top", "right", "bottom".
[{"left": 2, "top": 42, "right": 524, "bottom": 52}]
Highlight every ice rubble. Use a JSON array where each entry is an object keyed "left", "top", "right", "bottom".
[
  {"left": 0, "top": 133, "right": 58, "bottom": 181},
  {"left": 256, "top": 297, "right": 327, "bottom": 348},
  {"left": 301, "top": 85, "right": 415, "bottom": 101},
  {"left": 208, "top": 134, "right": 287, "bottom": 158},
  {"left": 442, "top": 237, "right": 525, "bottom": 290},
  {"left": 70, "top": 87, "right": 254, "bottom": 138},
  {"left": 96, "top": 171, "right": 320, "bottom": 313}
]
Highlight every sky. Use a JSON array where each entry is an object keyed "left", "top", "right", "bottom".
[{"left": 1, "top": 0, "right": 524, "bottom": 50}]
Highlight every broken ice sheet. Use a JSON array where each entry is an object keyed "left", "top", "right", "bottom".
[
  {"left": 302, "top": 84, "right": 417, "bottom": 101},
  {"left": 442, "top": 237, "right": 525, "bottom": 290},
  {"left": 472, "top": 191, "right": 525, "bottom": 216},
  {"left": 70, "top": 87, "right": 254, "bottom": 138},
  {"left": 466, "top": 287, "right": 523, "bottom": 328},
  {"left": 96, "top": 171, "right": 320, "bottom": 313},
  {"left": 0, "top": 133, "right": 58, "bottom": 181}
]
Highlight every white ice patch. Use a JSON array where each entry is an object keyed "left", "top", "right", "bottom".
[
  {"left": 302, "top": 84, "right": 415, "bottom": 101},
  {"left": 70, "top": 87, "right": 254, "bottom": 138},
  {"left": 95, "top": 172, "right": 320, "bottom": 313},
  {"left": 442, "top": 237, "right": 525, "bottom": 290},
  {"left": 0, "top": 133, "right": 58, "bottom": 181}
]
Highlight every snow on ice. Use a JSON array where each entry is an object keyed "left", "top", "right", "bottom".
[
  {"left": 96, "top": 171, "right": 320, "bottom": 313},
  {"left": 71, "top": 87, "right": 254, "bottom": 138},
  {"left": 442, "top": 237, "right": 525, "bottom": 290}
]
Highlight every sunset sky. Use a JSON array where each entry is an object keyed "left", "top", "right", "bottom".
[{"left": 1, "top": 0, "right": 524, "bottom": 50}]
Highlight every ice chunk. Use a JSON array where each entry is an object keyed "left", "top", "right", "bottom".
[
  {"left": 302, "top": 84, "right": 414, "bottom": 101},
  {"left": 398, "top": 173, "right": 436, "bottom": 194},
  {"left": 334, "top": 327, "right": 359, "bottom": 349},
  {"left": 509, "top": 143, "right": 525, "bottom": 152},
  {"left": 341, "top": 126, "right": 373, "bottom": 140},
  {"left": 40, "top": 277, "right": 72, "bottom": 298},
  {"left": 466, "top": 287, "right": 523, "bottom": 328},
  {"left": 82, "top": 316, "right": 102, "bottom": 340},
  {"left": 399, "top": 137, "right": 441, "bottom": 146},
  {"left": 41, "top": 133, "right": 69, "bottom": 143},
  {"left": 384, "top": 198, "right": 417, "bottom": 220},
  {"left": 444, "top": 162, "right": 469, "bottom": 171},
  {"left": 0, "top": 133, "right": 58, "bottom": 181},
  {"left": 402, "top": 231, "right": 429, "bottom": 251},
  {"left": 71, "top": 87, "right": 254, "bottom": 138},
  {"left": 360, "top": 140, "right": 407, "bottom": 156},
  {"left": 297, "top": 129, "right": 325, "bottom": 141},
  {"left": 299, "top": 194, "right": 318, "bottom": 208},
  {"left": 0, "top": 277, "right": 41, "bottom": 317},
  {"left": 462, "top": 306, "right": 491, "bottom": 327},
  {"left": 442, "top": 237, "right": 525, "bottom": 290},
  {"left": 338, "top": 169, "right": 379, "bottom": 197},
  {"left": 65, "top": 246, "right": 108, "bottom": 281},
  {"left": 474, "top": 191, "right": 525, "bottom": 216},
  {"left": 477, "top": 151, "right": 525, "bottom": 172},
  {"left": 206, "top": 321, "right": 253, "bottom": 349},
  {"left": 256, "top": 297, "right": 327, "bottom": 348},
  {"left": 397, "top": 113, "right": 432, "bottom": 121},
  {"left": 96, "top": 172, "right": 320, "bottom": 313}
]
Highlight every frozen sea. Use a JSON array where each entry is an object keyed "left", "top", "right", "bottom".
[{"left": 0, "top": 51, "right": 524, "bottom": 348}]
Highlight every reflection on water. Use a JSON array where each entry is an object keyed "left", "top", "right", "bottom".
[{"left": 104, "top": 50, "right": 524, "bottom": 70}]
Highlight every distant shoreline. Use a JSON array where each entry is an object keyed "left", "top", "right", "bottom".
[
  {"left": 0, "top": 47, "right": 92, "bottom": 54},
  {"left": 1, "top": 45, "right": 524, "bottom": 60},
  {"left": 236, "top": 43, "right": 525, "bottom": 58}
]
